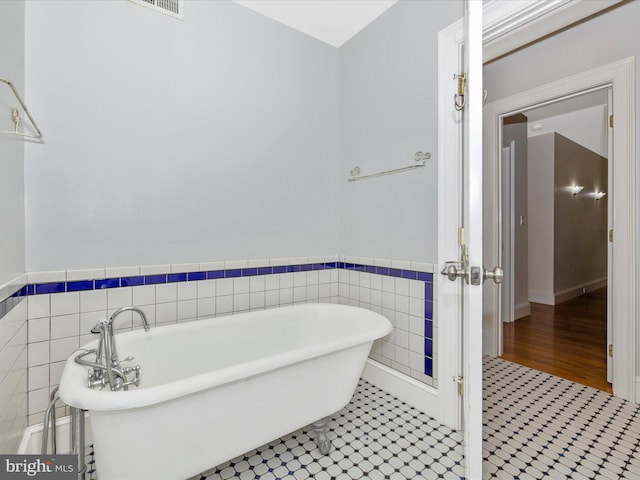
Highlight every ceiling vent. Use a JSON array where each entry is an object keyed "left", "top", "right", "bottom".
[{"left": 129, "top": 0, "right": 183, "bottom": 20}]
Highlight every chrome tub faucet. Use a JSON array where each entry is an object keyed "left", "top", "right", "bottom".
[{"left": 75, "top": 306, "right": 150, "bottom": 391}]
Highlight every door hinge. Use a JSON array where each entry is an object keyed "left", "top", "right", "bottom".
[
  {"left": 454, "top": 73, "right": 466, "bottom": 111},
  {"left": 453, "top": 375, "right": 464, "bottom": 396},
  {"left": 609, "top": 229, "right": 613, "bottom": 243},
  {"left": 609, "top": 344, "right": 613, "bottom": 357},
  {"left": 458, "top": 227, "right": 465, "bottom": 246},
  {"left": 609, "top": 114, "right": 613, "bottom": 128}
]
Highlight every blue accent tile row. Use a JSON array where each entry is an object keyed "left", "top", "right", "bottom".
[
  {"left": 425, "top": 357, "right": 433, "bottom": 377},
  {"left": 67, "top": 280, "right": 93, "bottom": 292},
  {"left": 168, "top": 273, "right": 187, "bottom": 283},
  {"left": 22, "top": 262, "right": 347, "bottom": 296},
  {"left": 122, "top": 276, "right": 144, "bottom": 287},
  {"left": 0, "top": 283, "right": 29, "bottom": 321},
  {"left": 20, "top": 260, "right": 435, "bottom": 378},
  {"left": 95, "top": 278, "right": 120, "bottom": 289}
]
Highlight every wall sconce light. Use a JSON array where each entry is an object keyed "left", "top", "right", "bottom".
[
  {"left": 594, "top": 191, "right": 606, "bottom": 200},
  {"left": 570, "top": 185, "right": 584, "bottom": 195}
]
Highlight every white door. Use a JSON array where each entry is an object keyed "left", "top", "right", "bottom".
[
  {"left": 606, "top": 87, "right": 613, "bottom": 384},
  {"left": 461, "top": 3, "right": 486, "bottom": 477},
  {"left": 438, "top": 2, "right": 486, "bottom": 477}
]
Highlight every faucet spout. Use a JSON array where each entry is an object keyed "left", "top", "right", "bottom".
[
  {"left": 108, "top": 307, "right": 150, "bottom": 369},
  {"left": 110, "top": 306, "right": 150, "bottom": 332}
]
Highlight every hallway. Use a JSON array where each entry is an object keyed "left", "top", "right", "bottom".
[{"left": 501, "top": 288, "right": 610, "bottom": 393}]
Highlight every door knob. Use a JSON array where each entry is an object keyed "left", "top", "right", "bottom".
[
  {"left": 483, "top": 266, "right": 504, "bottom": 284},
  {"left": 440, "top": 261, "right": 466, "bottom": 282}
]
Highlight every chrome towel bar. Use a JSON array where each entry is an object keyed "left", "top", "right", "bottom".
[{"left": 348, "top": 151, "right": 430, "bottom": 182}]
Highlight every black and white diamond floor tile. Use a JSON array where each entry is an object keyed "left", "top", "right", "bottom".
[
  {"left": 483, "top": 356, "right": 640, "bottom": 480},
  {"left": 201, "top": 380, "right": 465, "bottom": 480},
  {"left": 87, "top": 358, "right": 640, "bottom": 480}
]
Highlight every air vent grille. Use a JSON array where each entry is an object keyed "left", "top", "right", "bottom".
[{"left": 130, "top": 0, "right": 183, "bottom": 19}]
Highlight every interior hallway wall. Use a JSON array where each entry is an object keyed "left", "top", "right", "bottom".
[
  {"left": 339, "top": 0, "right": 463, "bottom": 264},
  {"left": 554, "top": 133, "right": 608, "bottom": 299},
  {"left": 527, "top": 133, "right": 555, "bottom": 304},
  {"left": 24, "top": 0, "right": 340, "bottom": 271},
  {"left": 483, "top": 0, "right": 640, "bottom": 369},
  {"left": 503, "top": 117, "right": 529, "bottom": 319}
]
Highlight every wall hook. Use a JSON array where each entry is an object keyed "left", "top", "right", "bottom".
[{"left": 0, "top": 77, "right": 43, "bottom": 140}]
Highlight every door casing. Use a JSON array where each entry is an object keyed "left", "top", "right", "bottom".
[{"left": 483, "top": 58, "right": 636, "bottom": 402}]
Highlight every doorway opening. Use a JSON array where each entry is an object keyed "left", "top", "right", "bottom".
[
  {"left": 498, "top": 90, "right": 612, "bottom": 393},
  {"left": 483, "top": 57, "right": 636, "bottom": 402}
]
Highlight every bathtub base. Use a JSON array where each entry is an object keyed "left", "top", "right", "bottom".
[{"left": 311, "top": 417, "right": 332, "bottom": 454}]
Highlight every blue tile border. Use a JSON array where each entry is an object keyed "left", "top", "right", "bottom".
[
  {"left": 19, "top": 261, "right": 435, "bottom": 378},
  {"left": 0, "top": 284, "right": 28, "bottom": 322}
]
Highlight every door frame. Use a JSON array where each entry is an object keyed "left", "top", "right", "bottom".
[
  {"left": 483, "top": 57, "right": 636, "bottom": 402},
  {"left": 437, "top": 0, "right": 625, "bottom": 430},
  {"left": 437, "top": 1, "right": 629, "bottom": 475}
]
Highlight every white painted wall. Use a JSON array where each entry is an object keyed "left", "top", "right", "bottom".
[
  {"left": 529, "top": 105, "right": 609, "bottom": 158},
  {"left": 24, "top": 0, "right": 340, "bottom": 271},
  {"left": 503, "top": 120, "right": 529, "bottom": 318},
  {"left": 339, "top": 0, "right": 463, "bottom": 263},
  {"left": 526, "top": 132, "right": 608, "bottom": 305},
  {"left": 483, "top": 0, "right": 640, "bottom": 368},
  {"left": 0, "top": 0, "right": 26, "bottom": 286},
  {"left": 527, "top": 134, "right": 555, "bottom": 304},
  {"left": 0, "top": 2, "right": 28, "bottom": 454},
  {"left": 554, "top": 133, "right": 608, "bottom": 297}
]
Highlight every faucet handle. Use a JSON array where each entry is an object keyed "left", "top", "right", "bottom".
[
  {"left": 121, "top": 356, "right": 135, "bottom": 363},
  {"left": 90, "top": 319, "right": 110, "bottom": 334}
]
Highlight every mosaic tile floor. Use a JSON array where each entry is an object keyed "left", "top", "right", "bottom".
[
  {"left": 86, "top": 359, "right": 640, "bottom": 480},
  {"left": 483, "top": 356, "right": 640, "bottom": 480},
  {"left": 198, "top": 380, "right": 465, "bottom": 480}
]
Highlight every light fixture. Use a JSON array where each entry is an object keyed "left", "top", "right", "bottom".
[
  {"left": 570, "top": 185, "right": 584, "bottom": 195},
  {"left": 594, "top": 191, "right": 606, "bottom": 200}
]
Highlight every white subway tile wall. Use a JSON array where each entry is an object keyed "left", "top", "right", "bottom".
[
  {"left": 0, "top": 277, "right": 29, "bottom": 453},
  {"left": 21, "top": 255, "right": 438, "bottom": 426},
  {"left": 337, "top": 263, "right": 437, "bottom": 388}
]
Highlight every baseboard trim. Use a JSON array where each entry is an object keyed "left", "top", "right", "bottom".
[
  {"left": 18, "top": 414, "right": 92, "bottom": 455},
  {"left": 362, "top": 359, "right": 439, "bottom": 420},
  {"left": 514, "top": 302, "right": 531, "bottom": 320},
  {"left": 554, "top": 278, "right": 607, "bottom": 304},
  {"left": 529, "top": 278, "right": 607, "bottom": 306},
  {"left": 528, "top": 291, "right": 555, "bottom": 305}
]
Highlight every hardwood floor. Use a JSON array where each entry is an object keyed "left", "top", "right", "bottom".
[{"left": 501, "top": 288, "right": 612, "bottom": 393}]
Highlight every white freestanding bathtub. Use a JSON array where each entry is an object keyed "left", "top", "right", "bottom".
[{"left": 58, "top": 304, "right": 392, "bottom": 480}]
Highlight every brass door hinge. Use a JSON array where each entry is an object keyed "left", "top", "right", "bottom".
[
  {"left": 458, "top": 227, "right": 465, "bottom": 246},
  {"left": 453, "top": 375, "right": 464, "bottom": 396},
  {"left": 454, "top": 73, "right": 466, "bottom": 111},
  {"left": 609, "top": 344, "right": 613, "bottom": 357},
  {"left": 609, "top": 114, "right": 613, "bottom": 128},
  {"left": 609, "top": 229, "right": 613, "bottom": 243}
]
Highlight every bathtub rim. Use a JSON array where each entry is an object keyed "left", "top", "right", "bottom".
[{"left": 58, "top": 304, "right": 392, "bottom": 411}]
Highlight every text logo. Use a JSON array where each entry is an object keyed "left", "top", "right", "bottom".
[{"left": 0, "top": 456, "right": 75, "bottom": 480}]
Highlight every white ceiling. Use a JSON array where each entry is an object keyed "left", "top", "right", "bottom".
[
  {"left": 232, "top": 0, "right": 398, "bottom": 48},
  {"left": 523, "top": 90, "right": 609, "bottom": 158}
]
